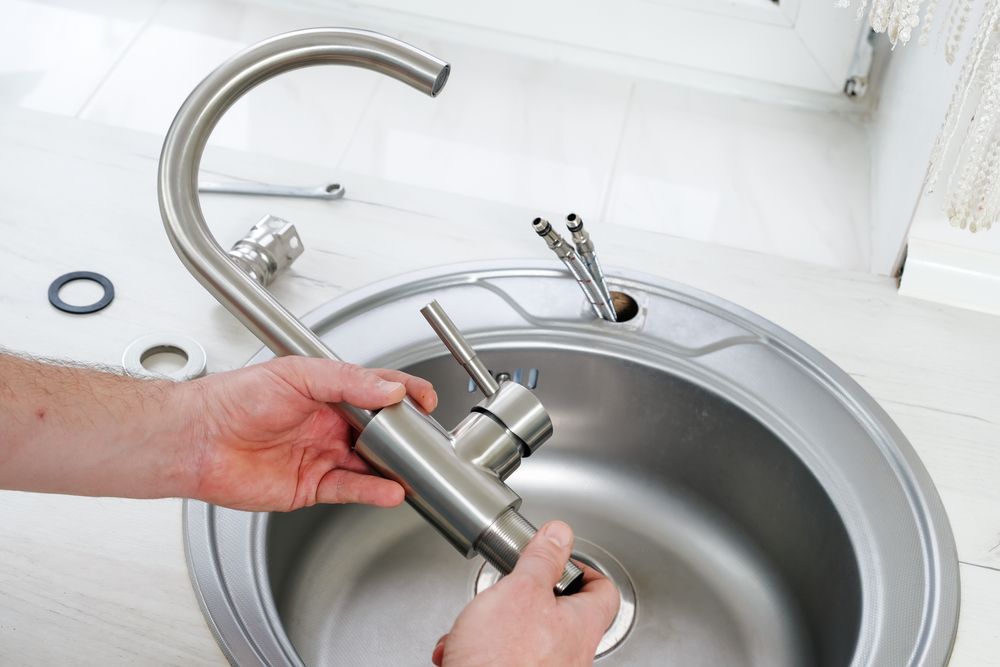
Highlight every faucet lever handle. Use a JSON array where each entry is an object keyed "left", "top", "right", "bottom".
[{"left": 421, "top": 300, "right": 499, "bottom": 397}]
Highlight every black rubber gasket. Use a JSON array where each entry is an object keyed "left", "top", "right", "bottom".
[{"left": 48, "top": 271, "right": 115, "bottom": 314}]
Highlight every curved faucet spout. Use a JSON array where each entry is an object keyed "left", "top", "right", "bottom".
[{"left": 157, "top": 28, "right": 450, "bottom": 430}]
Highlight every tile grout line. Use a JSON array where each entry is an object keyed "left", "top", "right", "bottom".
[
  {"left": 73, "top": 0, "right": 169, "bottom": 120},
  {"left": 334, "top": 76, "right": 387, "bottom": 173},
  {"left": 959, "top": 560, "right": 1000, "bottom": 574},
  {"left": 597, "top": 80, "right": 636, "bottom": 225}
]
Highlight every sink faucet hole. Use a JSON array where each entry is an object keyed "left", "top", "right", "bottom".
[{"left": 610, "top": 291, "right": 639, "bottom": 322}]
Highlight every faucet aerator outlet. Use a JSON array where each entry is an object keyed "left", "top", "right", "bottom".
[{"left": 158, "top": 28, "right": 581, "bottom": 594}]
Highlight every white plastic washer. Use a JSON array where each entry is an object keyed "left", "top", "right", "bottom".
[{"left": 122, "top": 332, "right": 208, "bottom": 382}]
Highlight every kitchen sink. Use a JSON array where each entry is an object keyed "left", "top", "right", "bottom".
[{"left": 184, "top": 261, "right": 958, "bottom": 666}]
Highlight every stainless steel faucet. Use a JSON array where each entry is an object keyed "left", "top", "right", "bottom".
[{"left": 157, "top": 28, "right": 582, "bottom": 594}]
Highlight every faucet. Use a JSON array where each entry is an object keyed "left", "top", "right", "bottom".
[{"left": 157, "top": 28, "right": 583, "bottom": 594}]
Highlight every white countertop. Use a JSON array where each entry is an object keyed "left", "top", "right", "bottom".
[{"left": 1, "top": 107, "right": 998, "bottom": 665}]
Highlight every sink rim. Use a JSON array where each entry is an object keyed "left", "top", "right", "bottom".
[{"left": 183, "top": 259, "right": 960, "bottom": 666}]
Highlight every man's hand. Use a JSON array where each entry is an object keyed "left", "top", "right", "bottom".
[
  {"left": 0, "top": 353, "right": 436, "bottom": 507},
  {"left": 432, "top": 521, "right": 620, "bottom": 667},
  {"left": 183, "top": 357, "right": 437, "bottom": 512}
]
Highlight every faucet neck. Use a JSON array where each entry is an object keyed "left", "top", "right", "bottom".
[{"left": 157, "top": 29, "right": 449, "bottom": 429}]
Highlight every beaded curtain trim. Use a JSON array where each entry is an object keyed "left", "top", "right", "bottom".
[{"left": 843, "top": 0, "right": 1000, "bottom": 232}]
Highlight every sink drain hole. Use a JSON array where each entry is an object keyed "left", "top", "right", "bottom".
[
  {"left": 610, "top": 291, "right": 639, "bottom": 322},
  {"left": 473, "top": 537, "right": 636, "bottom": 657}
]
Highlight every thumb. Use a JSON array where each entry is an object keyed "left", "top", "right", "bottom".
[{"left": 512, "top": 521, "right": 574, "bottom": 591}]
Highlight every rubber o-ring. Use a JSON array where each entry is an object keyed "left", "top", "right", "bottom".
[{"left": 48, "top": 271, "right": 115, "bottom": 314}]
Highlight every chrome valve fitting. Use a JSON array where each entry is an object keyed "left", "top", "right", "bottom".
[{"left": 227, "top": 215, "right": 303, "bottom": 286}]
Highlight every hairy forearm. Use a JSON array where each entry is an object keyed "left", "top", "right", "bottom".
[{"left": 0, "top": 353, "right": 198, "bottom": 499}]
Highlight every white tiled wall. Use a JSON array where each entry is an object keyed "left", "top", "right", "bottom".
[
  {"left": 0, "top": 0, "right": 162, "bottom": 114},
  {"left": 1, "top": 0, "right": 874, "bottom": 272},
  {"left": 338, "top": 32, "right": 634, "bottom": 217},
  {"left": 604, "top": 82, "right": 870, "bottom": 271}
]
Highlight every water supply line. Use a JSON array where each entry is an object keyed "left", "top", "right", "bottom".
[
  {"left": 532, "top": 217, "right": 617, "bottom": 322},
  {"left": 157, "top": 28, "right": 582, "bottom": 594},
  {"left": 566, "top": 213, "right": 614, "bottom": 309}
]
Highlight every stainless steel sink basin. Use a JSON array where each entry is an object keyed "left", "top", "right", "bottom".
[{"left": 184, "top": 261, "right": 959, "bottom": 666}]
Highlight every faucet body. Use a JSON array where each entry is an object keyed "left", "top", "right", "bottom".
[{"left": 157, "top": 28, "right": 582, "bottom": 593}]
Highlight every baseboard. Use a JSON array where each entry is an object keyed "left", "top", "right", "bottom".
[{"left": 899, "top": 237, "right": 1000, "bottom": 316}]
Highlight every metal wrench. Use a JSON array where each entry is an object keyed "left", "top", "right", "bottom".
[{"left": 198, "top": 180, "right": 345, "bottom": 200}]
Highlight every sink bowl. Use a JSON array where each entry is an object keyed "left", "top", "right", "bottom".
[{"left": 184, "top": 262, "right": 958, "bottom": 666}]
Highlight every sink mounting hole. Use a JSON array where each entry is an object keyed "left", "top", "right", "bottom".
[{"left": 610, "top": 291, "right": 639, "bottom": 322}]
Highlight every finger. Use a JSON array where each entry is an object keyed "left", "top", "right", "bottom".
[
  {"left": 512, "top": 520, "right": 574, "bottom": 591},
  {"left": 277, "top": 358, "right": 407, "bottom": 409},
  {"left": 372, "top": 368, "right": 438, "bottom": 413},
  {"left": 576, "top": 561, "right": 604, "bottom": 584},
  {"left": 431, "top": 634, "right": 448, "bottom": 666},
  {"left": 563, "top": 563, "right": 620, "bottom": 638},
  {"left": 316, "top": 469, "right": 405, "bottom": 507}
]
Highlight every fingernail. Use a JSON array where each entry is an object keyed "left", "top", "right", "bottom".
[
  {"left": 541, "top": 521, "right": 571, "bottom": 548},
  {"left": 378, "top": 380, "right": 404, "bottom": 394}
]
